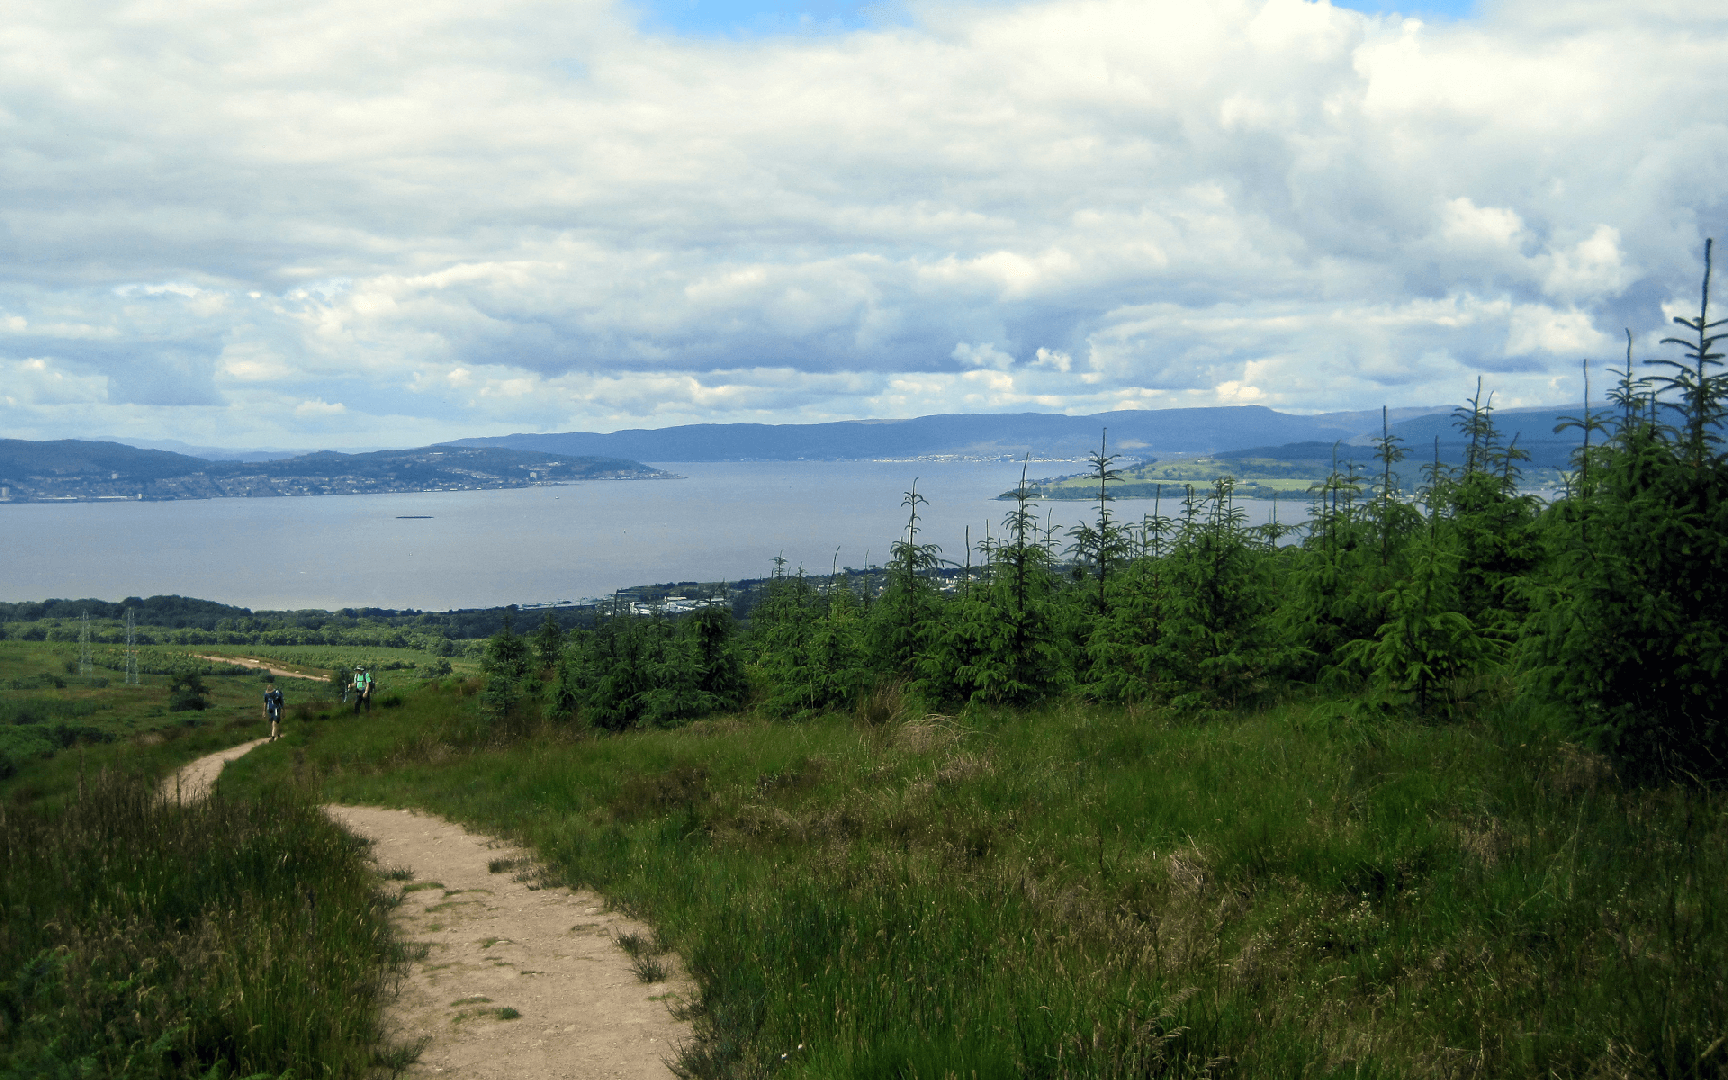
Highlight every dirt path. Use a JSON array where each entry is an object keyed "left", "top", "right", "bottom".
[
  {"left": 190, "top": 654, "right": 326, "bottom": 681},
  {"left": 164, "top": 743, "right": 694, "bottom": 1079},
  {"left": 162, "top": 738, "right": 271, "bottom": 805},
  {"left": 330, "top": 807, "right": 692, "bottom": 1080}
]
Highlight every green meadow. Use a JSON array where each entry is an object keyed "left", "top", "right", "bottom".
[{"left": 211, "top": 678, "right": 1725, "bottom": 1079}]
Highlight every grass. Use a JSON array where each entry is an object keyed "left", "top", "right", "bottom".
[
  {"left": 215, "top": 679, "right": 1728, "bottom": 1079},
  {"left": 189, "top": 643, "right": 478, "bottom": 678},
  {"left": 615, "top": 931, "right": 654, "bottom": 957},
  {"left": 0, "top": 769, "right": 414, "bottom": 1078},
  {"left": 0, "top": 637, "right": 464, "bottom": 806},
  {"left": 631, "top": 955, "right": 671, "bottom": 983},
  {"left": 616, "top": 931, "right": 672, "bottom": 982},
  {"left": 0, "top": 638, "right": 292, "bottom": 789}
]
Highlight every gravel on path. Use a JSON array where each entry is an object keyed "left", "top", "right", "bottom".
[
  {"left": 162, "top": 742, "right": 695, "bottom": 1080},
  {"left": 328, "top": 806, "right": 694, "bottom": 1080}
]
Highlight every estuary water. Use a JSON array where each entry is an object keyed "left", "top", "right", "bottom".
[{"left": 1, "top": 461, "right": 1309, "bottom": 611}]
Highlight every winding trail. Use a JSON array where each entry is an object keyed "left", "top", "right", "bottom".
[
  {"left": 162, "top": 738, "right": 270, "bottom": 805},
  {"left": 166, "top": 743, "right": 693, "bottom": 1079},
  {"left": 189, "top": 654, "right": 327, "bottom": 680}
]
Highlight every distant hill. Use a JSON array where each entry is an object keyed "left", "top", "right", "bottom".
[
  {"left": 443, "top": 405, "right": 1452, "bottom": 462},
  {"left": 1011, "top": 405, "right": 1615, "bottom": 500},
  {"left": 0, "top": 439, "right": 220, "bottom": 481},
  {"left": 1220, "top": 407, "right": 1602, "bottom": 472},
  {"left": 94, "top": 437, "right": 310, "bottom": 463},
  {"left": 0, "top": 441, "right": 666, "bottom": 503}
]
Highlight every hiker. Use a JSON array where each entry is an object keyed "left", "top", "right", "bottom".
[
  {"left": 263, "top": 678, "right": 285, "bottom": 741},
  {"left": 353, "top": 665, "right": 374, "bottom": 714}
]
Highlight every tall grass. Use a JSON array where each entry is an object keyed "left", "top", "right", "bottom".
[
  {"left": 229, "top": 684, "right": 1728, "bottom": 1079},
  {"left": 0, "top": 769, "right": 413, "bottom": 1078}
]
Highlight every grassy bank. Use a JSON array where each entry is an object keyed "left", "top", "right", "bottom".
[
  {"left": 0, "top": 638, "right": 301, "bottom": 797},
  {"left": 0, "top": 769, "right": 414, "bottom": 1078},
  {"left": 223, "top": 681, "right": 1727, "bottom": 1079}
]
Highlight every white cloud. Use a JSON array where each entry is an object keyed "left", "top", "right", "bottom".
[
  {"left": 1542, "top": 225, "right": 1631, "bottom": 302},
  {"left": 1031, "top": 347, "right": 1072, "bottom": 372},
  {"left": 1, "top": 356, "right": 107, "bottom": 407},
  {"left": 952, "top": 341, "right": 1015, "bottom": 370},
  {"left": 0, "top": 0, "right": 1725, "bottom": 446},
  {"left": 1441, "top": 198, "right": 1526, "bottom": 250},
  {"left": 1504, "top": 303, "right": 1611, "bottom": 358}
]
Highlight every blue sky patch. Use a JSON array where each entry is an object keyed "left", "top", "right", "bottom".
[{"left": 634, "top": 0, "right": 1476, "bottom": 38}]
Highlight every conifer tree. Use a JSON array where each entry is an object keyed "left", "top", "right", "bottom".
[
  {"left": 1087, "top": 487, "right": 1177, "bottom": 702},
  {"left": 869, "top": 480, "right": 942, "bottom": 677},
  {"left": 756, "top": 562, "right": 871, "bottom": 717},
  {"left": 1341, "top": 523, "right": 1499, "bottom": 716},
  {"left": 925, "top": 460, "right": 1063, "bottom": 705},
  {"left": 480, "top": 612, "right": 530, "bottom": 723},
  {"left": 1523, "top": 241, "right": 1728, "bottom": 782},
  {"left": 1277, "top": 445, "right": 1380, "bottom": 681},
  {"left": 1654, "top": 238, "right": 1728, "bottom": 467},
  {"left": 531, "top": 610, "right": 565, "bottom": 674},
  {"left": 1443, "top": 382, "right": 1540, "bottom": 635},
  {"left": 1064, "top": 431, "right": 1126, "bottom": 616}
]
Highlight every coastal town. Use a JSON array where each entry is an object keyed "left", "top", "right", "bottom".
[{"left": 0, "top": 442, "right": 671, "bottom": 503}]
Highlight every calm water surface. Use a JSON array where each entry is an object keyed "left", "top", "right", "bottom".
[{"left": 1, "top": 462, "right": 1308, "bottom": 610}]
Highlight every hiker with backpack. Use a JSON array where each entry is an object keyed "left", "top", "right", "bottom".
[
  {"left": 353, "top": 666, "right": 374, "bottom": 714},
  {"left": 263, "top": 678, "right": 286, "bottom": 741}
]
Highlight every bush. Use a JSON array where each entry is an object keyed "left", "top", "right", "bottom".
[{"left": 167, "top": 668, "right": 210, "bottom": 712}]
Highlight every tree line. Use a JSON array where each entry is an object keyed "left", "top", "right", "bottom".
[{"left": 483, "top": 243, "right": 1725, "bottom": 784}]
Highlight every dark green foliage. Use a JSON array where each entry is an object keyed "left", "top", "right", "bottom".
[
  {"left": 545, "top": 653, "right": 583, "bottom": 724},
  {"left": 1524, "top": 428, "right": 1728, "bottom": 781},
  {"left": 165, "top": 667, "right": 209, "bottom": 712},
  {"left": 1519, "top": 245, "right": 1728, "bottom": 783},
  {"left": 867, "top": 482, "right": 943, "bottom": 678},
  {"left": 924, "top": 465, "right": 1064, "bottom": 707},
  {"left": 1340, "top": 530, "right": 1501, "bottom": 715},
  {"left": 480, "top": 614, "right": 531, "bottom": 723},
  {"left": 1431, "top": 388, "right": 1542, "bottom": 637},
  {"left": 753, "top": 569, "right": 874, "bottom": 718},
  {"left": 483, "top": 614, "right": 530, "bottom": 682},
  {"left": 1155, "top": 479, "right": 1290, "bottom": 704},
  {"left": 532, "top": 610, "right": 565, "bottom": 673},
  {"left": 1277, "top": 469, "right": 1383, "bottom": 680},
  {"left": 568, "top": 608, "right": 659, "bottom": 731},
  {"left": 1065, "top": 431, "right": 1128, "bottom": 616},
  {"left": 665, "top": 606, "right": 749, "bottom": 718},
  {"left": 567, "top": 604, "right": 748, "bottom": 731}
]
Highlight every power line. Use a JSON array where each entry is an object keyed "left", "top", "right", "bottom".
[{"left": 125, "top": 608, "right": 139, "bottom": 686}]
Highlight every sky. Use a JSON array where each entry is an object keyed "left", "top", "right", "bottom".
[{"left": 2, "top": 0, "right": 1724, "bottom": 451}]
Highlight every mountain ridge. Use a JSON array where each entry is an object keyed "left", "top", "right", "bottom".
[
  {"left": 441, "top": 404, "right": 1459, "bottom": 462},
  {"left": 0, "top": 441, "right": 666, "bottom": 503}
]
